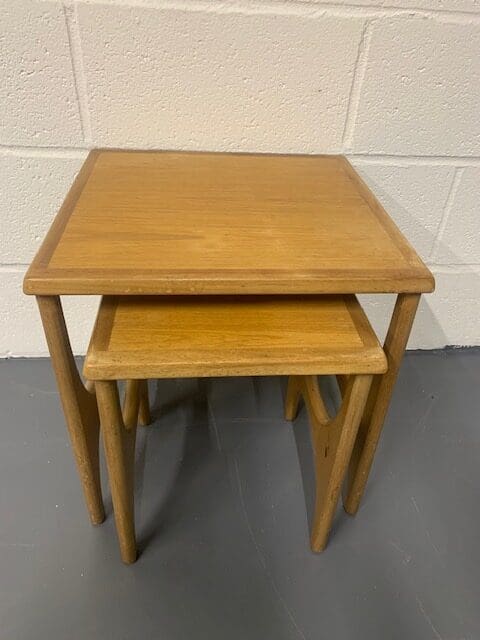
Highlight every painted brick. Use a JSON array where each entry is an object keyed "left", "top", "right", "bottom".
[
  {"left": 77, "top": 3, "right": 364, "bottom": 152},
  {"left": 414, "top": 269, "right": 480, "bottom": 347},
  {"left": 300, "top": 0, "right": 480, "bottom": 12},
  {"left": 1, "top": 270, "right": 100, "bottom": 357},
  {"left": 353, "top": 17, "right": 480, "bottom": 155},
  {"left": 0, "top": 1, "right": 83, "bottom": 146},
  {"left": 2, "top": 1, "right": 480, "bottom": 355},
  {"left": 360, "top": 269, "right": 480, "bottom": 348},
  {"left": 357, "top": 294, "right": 395, "bottom": 346},
  {"left": 435, "top": 168, "right": 480, "bottom": 265},
  {"left": 0, "top": 153, "right": 85, "bottom": 264},
  {"left": 350, "top": 161, "right": 455, "bottom": 259}
]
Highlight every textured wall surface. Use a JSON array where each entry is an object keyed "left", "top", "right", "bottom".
[{"left": 1, "top": 0, "right": 479, "bottom": 356}]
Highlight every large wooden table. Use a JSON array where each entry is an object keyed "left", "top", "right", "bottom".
[{"left": 24, "top": 150, "right": 434, "bottom": 524}]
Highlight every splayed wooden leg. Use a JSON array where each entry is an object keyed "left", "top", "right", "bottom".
[
  {"left": 96, "top": 380, "right": 137, "bottom": 564},
  {"left": 299, "top": 375, "right": 373, "bottom": 551},
  {"left": 123, "top": 379, "right": 151, "bottom": 427},
  {"left": 285, "top": 375, "right": 303, "bottom": 420},
  {"left": 343, "top": 293, "right": 420, "bottom": 515},
  {"left": 37, "top": 295, "right": 104, "bottom": 525}
]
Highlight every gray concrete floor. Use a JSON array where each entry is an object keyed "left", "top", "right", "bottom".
[{"left": 0, "top": 350, "right": 479, "bottom": 639}]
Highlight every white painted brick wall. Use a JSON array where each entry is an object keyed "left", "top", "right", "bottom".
[
  {"left": 78, "top": 4, "right": 364, "bottom": 152},
  {"left": 1, "top": 1, "right": 83, "bottom": 146},
  {"left": 352, "top": 17, "right": 480, "bottom": 156},
  {"left": 1, "top": 0, "right": 479, "bottom": 355},
  {"left": 0, "top": 152, "right": 86, "bottom": 263},
  {"left": 300, "top": 0, "right": 480, "bottom": 10}
]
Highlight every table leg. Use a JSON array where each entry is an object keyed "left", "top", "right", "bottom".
[
  {"left": 285, "top": 374, "right": 372, "bottom": 551},
  {"left": 123, "top": 379, "right": 151, "bottom": 427},
  {"left": 284, "top": 375, "right": 302, "bottom": 421},
  {"left": 96, "top": 380, "right": 137, "bottom": 564},
  {"left": 343, "top": 293, "right": 421, "bottom": 515},
  {"left": 36, "top": 296, "right": 105, "bottom": 525}
]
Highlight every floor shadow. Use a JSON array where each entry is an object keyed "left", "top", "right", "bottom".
[{"left": 135, "top": 378, "right": 219, "bottom": 555}]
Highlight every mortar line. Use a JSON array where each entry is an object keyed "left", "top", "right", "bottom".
[
  {"left": 2, "top": 142, "right": 480, "bottom": 165},
  {"left": 349, "top": 154, "right": 480, "bottom": 167},
  {"left": 281, "top": 0, "right": 480, "bottom": 21},
  {"left": 0, "top": 265, "right": 29, "bottom": 272},
  {"left": 62, "top": 1, "right": 92, "bottom": 144},
  {"left": 342, "top": 20, "right": 372, "bottom": 152},
  {"left": 429, "top": 168, "right": 464, "bottom": 262},
  {"left": 428, "top": 263, "right": 480, "bottom": 274},
  {"left": 105, "top": 0, "right": 480, "bottom": 24},
  {"left": 0, "top": 145, "right": 89, "bottom": 159}
]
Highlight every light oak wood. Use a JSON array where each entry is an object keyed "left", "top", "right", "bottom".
[
  {"left": 343, "top": 293, "right": 421, "bottom": 514},
  {"left": 284, "top": 375, "right": 303, "bottom": 421},
  {"left": 88, "top": 294, "right": 385, "bottom": 560},
  {"left": 302, "top": 374, "right": 331, "bottom": 425},
  {"left": 285, "top": 374, "right": 372, "bottom": 551},
  {"left": 25, "top": 149, "right": 433, "bottom": 554},
  {"left": 336, "top": 374, "right": 349, "bottom": 397},
  {"left": 96, "top": 380, "right": 137, "bottom": 564},
  {"left": 83, "top": 295, "right": 387, "bottom": 380},
  {"left": 122, "top": 380, "right": 141, "bottom": 430},
  {"left": 36, "top": 296, "right": 104, "bottom": 525},
  {"left": 122, "top": 379, "right": 151, "bottom": 428},
  {"left": 24, "top": 150, "right": 434, "bottom": 296}
]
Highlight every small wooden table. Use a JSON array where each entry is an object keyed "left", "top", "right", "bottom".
[{"left": 24, "top": 150, "right": 434, "bottom": 525}]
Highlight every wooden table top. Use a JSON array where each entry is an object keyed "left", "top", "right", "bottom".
[
  {"left": 84, "top": 295, "right": 387, "bottom": 380},
  {"left": 24, "top": 150, "right": 434, "bottom": 296}
]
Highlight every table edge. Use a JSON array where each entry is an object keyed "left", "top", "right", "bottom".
[
  {"left": 24, "top": 271, "right": 435, "bottom": 295},
  {"left": 23, "top": 149, "right": 435, "bottom": 297}
]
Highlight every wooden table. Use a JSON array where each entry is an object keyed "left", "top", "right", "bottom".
[{"left": 24, "top": 150, "right": 434, "bottom": 524}]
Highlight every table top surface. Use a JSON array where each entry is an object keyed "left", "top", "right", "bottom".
[
  {"left": 24, "top": 150, "right": 434, "bottom": 296},
  {"left": 84, "top": 295, "right": 387, "bottom": 380}
]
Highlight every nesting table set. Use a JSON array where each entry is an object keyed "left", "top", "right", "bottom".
[{"left": 24, "top": 151, "right": 434, "bottom": 563}]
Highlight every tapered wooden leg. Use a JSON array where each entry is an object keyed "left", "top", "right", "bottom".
[
  {"left": 96, "top": 380, "right": 137, "bottom": 564},
  {"left": 302, "top": 375, "right": 330, "bottom": 424},
  {"left": 138, "top": 380, "right": 151, "bottom": 426},
  {"left": 336, "top": 375, "right": 349, "bottom": 398},
  {"left": 301, "top": 375, "right": 372, "bottom": 551},
  {"left": 123, "top": 380, "right": 141, "bottom": 430},
  {"left": 123, "top": 380, "right": 151, "bottom": 427},
  {"left": 343, "top": 293, "right": 420, "bottom": 515},
  {"left": 37, "top": 296, "right": 104, "bottom": 525},
  {"left": 285, "top": 375, "right": 302, "bottom": 420}
]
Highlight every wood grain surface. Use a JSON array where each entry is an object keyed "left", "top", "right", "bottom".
[
  {"left": 83, "top": 295, "right": 387, "bottom": 380},
  {"left": 24, "top": 150, "right": 434, "bottom": 296}
]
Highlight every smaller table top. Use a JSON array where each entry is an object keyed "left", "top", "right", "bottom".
[
  {"left": 83, "top": 295, "right": 387, "bottom": 380},
  {"left": 24, "top": 150, "right": 434, "bottom": 296}
]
